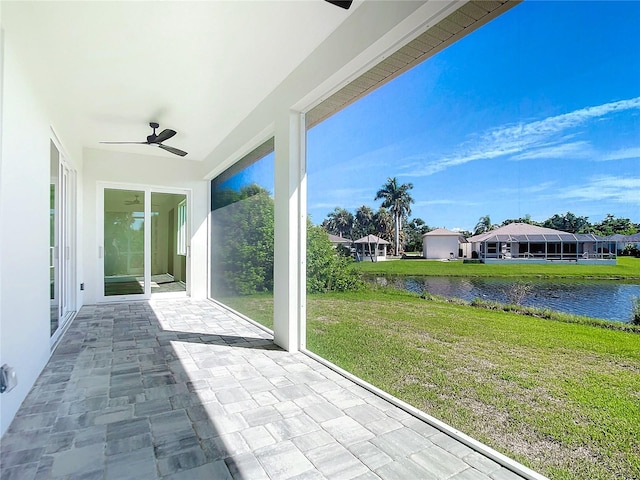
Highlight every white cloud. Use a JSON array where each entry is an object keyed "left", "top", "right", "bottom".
[
  {"left": 511, "top": 141, "right": 593, "bottom": 161},
  {"left": 497, "top": 181, "right": 557, "bottom": 196},
  {"left": 309, "top": 187, "right": 373, "bottom": 212},
  {"left": 413, "top": 199, "right": 478, "bottom": 207},
  {"left": 554, "top": 175, "right": 640, "bottom": 203},
  {"left": 405, "top": 97, "right": 640, "bottom": 176},
  {"left": 598, "top": 146, "right": 640, "bottom": 161}
]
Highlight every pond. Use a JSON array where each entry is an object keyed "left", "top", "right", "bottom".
[{"left": 371, "top": 276, "right": 640, "bottom": 323}]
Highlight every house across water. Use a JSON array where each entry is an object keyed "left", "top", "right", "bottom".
[
  {"left": 464, "top": 223, "right": 615, "bottom": 264},
  {"left": 422, "top": 228, "right": 468, "bottom": 260}
]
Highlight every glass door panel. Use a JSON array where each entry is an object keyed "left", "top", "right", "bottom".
[
  {"left": 50, "top": 143, "right": 59, "bottom": 335},
  {"left": 50, "top": 140, "right": 76, "bottom": 344},
  {"left": 104, "top": 188, "right": 146, "bottom": 296},
  {"left": 151, "top": 192, "right": 187, "bottom": 294}
]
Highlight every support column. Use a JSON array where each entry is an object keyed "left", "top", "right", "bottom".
[{"left": 273, "top": 111, "right": 306, "bottom": 352}]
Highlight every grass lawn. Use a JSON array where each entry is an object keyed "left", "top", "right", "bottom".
[
  {"left": 354, "top": 255, "right": 640, "bottom": 279},
  {"left": 220, "top": 289, "right": 640, "bottom": 480}
]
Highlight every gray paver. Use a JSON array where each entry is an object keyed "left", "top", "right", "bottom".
[
  {"left": 225, "top": 452, "right": 270, "bottom": 480},
  {"left": 241, "top": 425, "right": 277, "bottom": 451},
  {"left": 464, "top": 451, "right": 503, "bottom": 475},
  {"left": 322, "top": 415, "right": 375, "bottom": 445},
  {"left": 371, "top": 427, "right": 430, "bottom": 458},
  {"left": 162, "top": 461, "right": 232, "bottom": 480},
  {"left": 306, "top": 442, "right": 369, "bottom": 478},
  {"left": 348, "top": 441, "right": 394, "bottom": 471},
  {"left": 0, "top": 298, "right": 533, "bottom": 480},
  {"left": 265, "top": 413, "right": 320, "bottom": 441},
  {"left": 291, "top": 429, "right": 336, "bottom": 453},
  {"left": 105, "top": 447, "right": 157, "bottom": 480},
  {"left": 451, "top": 467, "right": 493, "bottom": 480},
  {"left": 376, "top": 457, "right": 438, "bottom": 480},
  {"left": 304, "top": 402, "right": 344, "bottom": 423},
  {"left": 410, "top": 445, "right": 469, "bottom": 478},
  {"left": 50, "top": 444, "right": 104, "bottom": 477},
  {"left": 254, "top": 440, "right": 315, "bottom": 478}
]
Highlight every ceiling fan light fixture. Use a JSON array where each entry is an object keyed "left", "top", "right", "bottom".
[{"left": 100, "top": 122, "right": 188, "bottom": 157}]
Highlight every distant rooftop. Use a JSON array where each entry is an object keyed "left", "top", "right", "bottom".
[
  {"left": 468, "top": 223, "right": 604, "bottom": 243},
  {"left": 423, "top": 228, "right": 468, "bottom": 242}
]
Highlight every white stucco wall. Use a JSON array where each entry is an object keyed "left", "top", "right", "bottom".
[
  {"left": 82, "top": 148, "right": 208, "bottom": 304},
  {"left": 422, "top": 236, "right": 460, "bottom": 259},
  {"left": 0, "top": 30, "right": 82, "bottom": 435}
]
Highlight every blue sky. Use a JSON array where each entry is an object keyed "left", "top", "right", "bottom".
[{"left": 306, "top": 1, "right": 640, "bottom": 231}]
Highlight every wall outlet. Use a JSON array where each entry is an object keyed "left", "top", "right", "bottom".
[
  {"left": 80, "top": 283, "right": 84, "bottom": 291},
  {"left": 0, "top": 364, "right": 17, "bottom": 393}
]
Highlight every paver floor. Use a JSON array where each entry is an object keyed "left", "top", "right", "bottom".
[{"left": 0, "top": 299, "right": 528, "bottom": 479}]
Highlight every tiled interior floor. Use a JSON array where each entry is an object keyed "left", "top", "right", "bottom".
[{"left": 0, "top": 299, "right": 529, "bottom": 480}]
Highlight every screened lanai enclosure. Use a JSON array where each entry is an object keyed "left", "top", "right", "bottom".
[{"left": 467, "top": 223, "right": 614, "bottom": 264}]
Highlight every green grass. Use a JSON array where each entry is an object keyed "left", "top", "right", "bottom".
[
  {"left": 307, "top": 289, "right": 640, "bottom": 480},
  {"left": 220, "top": 288, "right": 640, "bottom": 480},
  {"left": 354, "top": 255, "right": 640, "bottom": 279},
  {"left": 217, "top": 293, "right": 274, "bottom": 329}
]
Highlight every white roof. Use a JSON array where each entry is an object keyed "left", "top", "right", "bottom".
[
  {"left": 328, "top": 234, "right": 352, "bottom": 244},
  {"left": 468, "top": 223, "right": 604, "bottom": 243},
  {"left": 423, "top": 228, "right": 461, "bottom": 236},
  {"left": 423, "top": 228, "right": 467, "bottom": 242},
  {"left": 354, "top": 234, "right": 390, "bottom": 244},
  {"left": 468, "top": 223, "right": 565, "bottom": 243}
]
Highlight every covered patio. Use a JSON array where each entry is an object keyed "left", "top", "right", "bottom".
[
  {"left": 354, "top": 235, "right": 390, "bottom": 263},
  {"left": 0, "top": 299, "right": 533, "bottom": 480}
]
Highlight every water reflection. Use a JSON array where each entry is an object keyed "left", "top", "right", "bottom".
[{"left": 373, "top": 276, "right": 640, "bottom": 323}]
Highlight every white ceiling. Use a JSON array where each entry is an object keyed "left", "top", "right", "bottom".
[{"left": 2, "top": 0, "right": 357, "bottom": 162}]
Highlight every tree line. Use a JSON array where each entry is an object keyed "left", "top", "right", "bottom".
[
  {"left": 472, "top": 212, "right": 640, "bottom": 237},
  {"left": 209, "top": 180, "right": 638, "bottom": 298},
  {"left": 211, "top": 183, "right": 361, "bottom": 297},
  {"left": 322, "top": 177, "right": 419, "bottom": 254},
  {"left": 320, "top": 178, "right": 639, "bottom": 254}
]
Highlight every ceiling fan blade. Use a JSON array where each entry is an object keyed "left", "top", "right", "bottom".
[
  {"left": 153, "top": 129, "right": 177, "bottom": 144},
  {"left": 99, "top": 141, "right": 147, "bottom": 144},
  {"left": 159, "top": 144, "right": 188, "bottom": 157},
  {"left": 325, "top": 0, "right": 352, "bottom": 9}
]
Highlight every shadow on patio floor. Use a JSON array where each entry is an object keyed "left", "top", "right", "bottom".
[{"left": 0, "top": 299, "right": 528, "bottom": 480}]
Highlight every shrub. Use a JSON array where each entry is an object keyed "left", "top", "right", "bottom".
[
  {"left": 632, "top": 296, "right": 640, "bottom": 325},
  {"left": 504, "top": 281, "right": 532, "bottom": 305},
  {"left": 307, "top": 222, "right": 363, "bottom": 293}
]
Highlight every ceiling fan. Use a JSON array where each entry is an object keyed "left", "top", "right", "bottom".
[
  {"left": 100, "top": 122, "right": 188, "bottom": 157},
  {"left": 325, "top": 0, "right": 352, "bottom": 8},
  {"left": 124, "top": 195, "right": 141, "bottom": 206}
]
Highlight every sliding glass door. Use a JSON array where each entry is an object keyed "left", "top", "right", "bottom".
[
  {"left": 50, "top": 140, "right": 76, "bottom": 345},
  {"left": 100, "top": 186, "right": 188, "bottom": 301},
  {"left": 151, "top": 192, "right": 188, "bottom": 294},
  {"left": 103, "top": 188, "right": 146, "bottom": 297}
]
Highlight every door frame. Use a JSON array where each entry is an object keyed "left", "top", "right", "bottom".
[
  {"left": 97, "top": 182, "right": 191, "bottom": 302},
  {"left": 50, "top": 134, "right": 77, "bottom": 347}
]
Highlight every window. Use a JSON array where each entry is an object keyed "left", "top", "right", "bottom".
[
  {"left": 177, "top": 199, "right": 187, "bottom": 256},
  {"left": 210, "top": 139, "right": 274, "bottom": 328}
]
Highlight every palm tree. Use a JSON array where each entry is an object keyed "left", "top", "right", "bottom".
[
  {"left": 474, "top": 215, "right": 494, "bottom": 235},
  {"left": 373, "top": 207, "right": 394, "bottom": 243},
  {"left": 354, "top": 205, "right": 375, "bottom": 238},
  {"left": 325, "top": 207, "right": 354, "bottom": 238},
  {"left": 374, "top": 177, "right": 414, "bottom": 254}
]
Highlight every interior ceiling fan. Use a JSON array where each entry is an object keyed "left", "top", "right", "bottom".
[
  {"left": 124, "top": 195, "right": 141, "bottom": 205},
  {"left": 100, "top": 122, "right": 188, "bottom": 157},
  {"left": 325, "top": 0, "right": 352, "bottom": 8}
]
